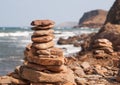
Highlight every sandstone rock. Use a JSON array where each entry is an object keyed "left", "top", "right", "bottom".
[
  {"left": 99, "top": 47, "right": 113, "bottom": 53},
  {"left": 31, "top": 20, "right": 55, "bottom": 27},
  {"left": 81, "top": 62, "right": 90, "bottom": 70},
  {"left": 24, "top": 62, "right": 67, "bottom": 72},
  {"left": 105, "top": 0, "right": 120, "bottom": 24},
  {"left": 74, "top": 66, "right": 86, "bottom": 77},
  {"left": 37, "top": 47, "right": 63, "bottom": 56},
  {"left": 38, "top": 54, "right": 63, "bottom": 58},
  {"left": 9, "top": 77, "right": 28, "bottom": 85},
  {"left": 31, "top": 24, "right": 54, "bottom": 30},
  {"left": 93, "top": 43, "right": 112, "bottom": 48},
  {"left": 20, "top": 67, "right": 75, "bottom": 84},
  {"left": 25, "top": 47, "right": 65, "bottom": 66},
  {"left": 31, "top": 35, "right": 54, "bottom": 43},
  {"left": 116, "top": 70, "right": 120, "bottom": 82},
  {"left": 30, "top": 83, "right": 55, "bottom": 85},
  {"left": 92, "top": 23, "right": 120, "bottom": 51},
  {"left": 31, "top": 82, "right": 75, "bottom": 85},
  {"left": 77, "top": 9, "right": 107, "bottom": 28},
  {"left": 94, "top": 65, "right": 107, "bottom": 76},
  {"left": 93, "top": 50, "right": 105, "bottom": 54},
  {"left": 26, "top": 57, "right": 64, "bottom": 66},
  {"left": 33, "top": 29, "right": 54, "bottom": 36},
  {"left": 32, "top": 41, "right": 54, "bottom": 50},
  {"left": 75, "top": 77, "right": 88, "bottom": 85},
  {"left": 0, "top": 76, "right": 11, "bottom": 84},
  {"left": 94, "top": 39, "right": 112, "bottom": 45}
]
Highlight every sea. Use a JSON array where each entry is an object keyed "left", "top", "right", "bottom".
[{"left": 0, "top": 26, "right": 99, "bottom": 75}]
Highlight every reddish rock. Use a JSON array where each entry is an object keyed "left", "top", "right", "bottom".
[
  {"left": 32, "top": 41, "right": 54, "bottom": 50},
  {"left": 20, "top": 67, "right": 75, "bottom": 84},
  {"left": 31, "top": 20, "right": 55, "bottom": 27},
  {"left": 33, "top": 29, "right": 54, "bottom": 37},
  {"left": 93, "top": 23, "right": 120, "bottom": 51},
  {"left": 24, "top": 62, "right": 67, "bottom": 72},
  {"left": 105, "top": 0, "right": 120, "bottom": 24},
  {"left": 0, "top": 76, "right": 11, "bottom": 84},
  {"left": 31, "top": 34, "right": 54, "bottom": 43},
  {"left": 76, "top": 9, "right": 107, "bottom": 28},
  {"left": 31, "top": 24, "right": 54, "bottom": 30},
  {"left": 36, "top": 47, "right": 63, "bottom": 56}
]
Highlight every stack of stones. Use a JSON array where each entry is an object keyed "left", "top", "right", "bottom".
[
  {"left": 93, "top": 39, "right": 113, "bottom": 58},
  {"left": 0, "top": 20, "right": 75, "bottom": 85}
]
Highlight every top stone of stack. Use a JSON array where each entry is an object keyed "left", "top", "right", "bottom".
[{"left": 31, "top": 20, "right": 55, "bottom": 30}]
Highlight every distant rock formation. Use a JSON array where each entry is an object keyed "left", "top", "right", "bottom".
[{"left": 74, "top": 9, "right": 108, "bottom": 28}]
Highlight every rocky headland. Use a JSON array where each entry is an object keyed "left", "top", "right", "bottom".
[{"left": 74, "top": 9, "right": 108, "bottom": 28}]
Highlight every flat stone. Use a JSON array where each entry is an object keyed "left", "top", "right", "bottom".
[
  {"left": 24, "top": 62, "right": 67, "bottom": 72},
  {"left": 33, "top": 29, "right": 54, "bottom": 36},
  {"left": 31, "top": 82, "right": 75, "bottom": 85},
  {"left": 31, "top": 20, "right": 55, "bottom": 27},
  {"left": 93, "top": 43, "right": 112, "bottom": 48},
  {"left": 27, "top": 57, "right": 64, "bottom": 66},
  {"left": 36, "top": 47, "right": 63, "bottom": 56},
  {"left": 20, "top": 67, "right": 75, "bottom": 84},
  {"left": 81, "top": 62, "right": 90, "bottom": 70},
  {"left": 31, "top": 83, "right": 54, "bottom": 85},
  {"left": 31, "top": 35, "right": 54, "bottom": 43},
  {"left": 95, "top": 39, "right": 112, "bottom": 45},
  {"left": 9, "top": 77, "right": 28, "bottom": 85},
  {"left": 0, "top": 76, "right": 11, "bottom": 84},
  {"left": 38, "top": 54, "right": 63, "bottom": 58},
  {"left": 24, "top": 49, "right": 65, "bottom": 65},
  {"left": 75, "top": 77, "right": 87, "bottom": 85},
  {"left": 74, "top": 66, "right": 86, "bottom": 77},
  {"left": 31, "top": 24, "right": 54, "bottom": 30},
  {"left": 99, "top": 47, "right": 113, "bottom": 53},
  {"left": 32, "top": 41, "right": 54, "bottom": 50}
]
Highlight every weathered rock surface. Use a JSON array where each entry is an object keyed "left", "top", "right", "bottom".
[
  {"left": 31, "top": 20, "right": 55, "bottom": 27},
  {"left": 105, "top": 0, "right": 120, "bottom": 24},
  {"left": 20, "top": 67, "right": 75, "bottom": 84},
  {"left": 93, "top": 23, "right": 120, "bottom": 51},
  {"left": 31, "top": 35, "right": 54, "bottom": 43},
  {"left": 74, "top": 9, "right": 107, "bottom": 28},
  {"left": 32, "top": 29, "right": 54, "bottom": 36},
  {"left": 32, "top": 41, "right": 54, "bottom": 50}
]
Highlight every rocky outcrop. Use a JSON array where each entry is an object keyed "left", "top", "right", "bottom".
[
  {"left": 75, "top": 9, "right": 108, "bottom": 28},
  {"left": 105, "top": 0, "right": 120, "bottom": 24},
  {"left": 0, "top": 20, "right": 75, "bottom": 85}
]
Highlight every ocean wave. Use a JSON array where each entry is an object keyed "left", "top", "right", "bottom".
[{"left": 0, "top": 31, "right": 32, "bottom": 37}]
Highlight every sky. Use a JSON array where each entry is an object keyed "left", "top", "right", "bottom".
[{"left": 0, "top": 0, "right": 115, "bottom": 26}]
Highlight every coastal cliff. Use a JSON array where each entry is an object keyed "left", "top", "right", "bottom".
[{"left": 74, "top": 9, "right": 108, "bottom": 28}]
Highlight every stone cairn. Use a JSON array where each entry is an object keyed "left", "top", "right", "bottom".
[
  {"left": 0, "top": 20, "right": 75, "bottom": 85},
  {"left": 92, "top": 39, "right": 113, "bottom": 58}
]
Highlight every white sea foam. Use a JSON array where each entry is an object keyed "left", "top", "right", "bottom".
[{"left": 0, "top": 31, "right": 32, "bottom": 37}]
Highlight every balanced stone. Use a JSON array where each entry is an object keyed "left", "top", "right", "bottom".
[
  {"left": 31, "top": 34, "right": 54, "bottom": 43},
  {"left": 32, "top": 41, "right": 54, "bottom": 50},
  {"left": 20, "top": 67, "right": 75, "bottom": 84},
  {"left": 36, "top": 47, "right": 63, "bottom": 56},
  {"left": 26, "top": 56, "right": 65, "bottom": 66},
  {"left": 32, "top": 29, "right": 54, "bottom": 36},
  {"left": 93, "top": 43, "right": 113, "bottom": 48},
  {"left": 31, "top": 20, "right": 55, "bottom": 27},
  {"left": 31, "top": 24, "right": 54, "bottom": 30},
  {"left": 24, "top": 61, "right": 67, "bottom": 72}
]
